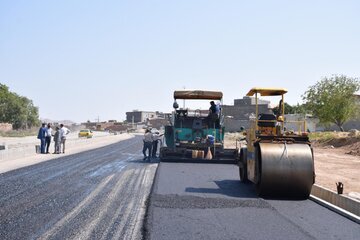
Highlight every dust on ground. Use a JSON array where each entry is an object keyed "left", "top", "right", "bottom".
[{"left": 224, "top": 132, "right": 360, "bottom": 200}]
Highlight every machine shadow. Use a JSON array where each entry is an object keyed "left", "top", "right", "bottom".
[
  {"left": 128, "top": 157, "right": 161, "bottom": 164},
  {"left": 185, "top": 180, "right": 258, "bottom": 198}
]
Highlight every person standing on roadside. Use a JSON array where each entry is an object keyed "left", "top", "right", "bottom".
[
  {"left": 143, "top": 129, "right": 153, "bottom": 161},
  {"left": 37, "top": 123, "right": 47, "bottom": 154},
  {"left": 45, "top": 123, "right": 52, "bottom": 154},
  {"left": 60, "top": 124, "right": 70, "bottom": 154},
  {"left": 53, "top": 126, "right": 61, "bottom": 154}
]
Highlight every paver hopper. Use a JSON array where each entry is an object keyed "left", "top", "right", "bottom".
[
  {"left": 160, "top": 90, "right": 238, "bottom": 163},
  {"left": 239, "top": 88, "right": 315, "bottom": 198}
]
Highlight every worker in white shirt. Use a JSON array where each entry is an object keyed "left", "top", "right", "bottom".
[
  {"left": 59, "top": 124, "right": 70, "bottom": 153},
  {"left": 151, "top": 131, "right": 163, "bottom": 158},
  {"left": 143, "top": 129, "right": 153, "bottom": 161},
  {"left": 45, "top": 123, "right": 53, "bottom": 154}
]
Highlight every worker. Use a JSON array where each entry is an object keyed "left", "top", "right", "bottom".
[
  {"left": 151, "top": 131, "right": 164, "bottom": 158},
  {"left": 45, "top": 123, "right": 52, "bottom": 154},
  {"left": 53, "top": 126, "right": 61, "bottom": 154},
  {"left": 209, "top": 101, "right": 217, "bottom": 115},
  {"left": 208, "top": 101, "right": 220, "bottom": 128},
  {"left": 59, "top": 124, "right": 70, "bottom": 153},
  {"left": 143, "top": 129, "right": 153, "bottom": 161},
  {"left": 37, "top": 123, "right": 47, "bottom": 154}
]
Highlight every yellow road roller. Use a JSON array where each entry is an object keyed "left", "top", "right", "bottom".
[{"left": 239, "top": 88, "right": 315, "bottom": 198}]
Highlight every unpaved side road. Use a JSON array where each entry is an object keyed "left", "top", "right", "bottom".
[
  {"left": 0, "top": 136, "right": 157, "bottom": 240},
  {"left": 314, "top": 147, "right": 360, "bottom": 198}
]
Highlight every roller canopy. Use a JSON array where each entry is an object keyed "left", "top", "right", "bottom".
[
  {"left": 174, "top": 90, "right": 223, "bottom": 100},
  {"left": 246, "top": 87, "right": 288, "bottom": 96}
]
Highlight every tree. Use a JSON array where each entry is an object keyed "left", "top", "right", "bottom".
[
  {"left": 272, "top": 102, "right": 306, "bottom": 115},
  {"left": 302, "top": 75, "right": 360, "bottom": 131},
  {"left": 272, "top": 102, "right": 294, "bottom": 115},
  {"left": 0, "top": 83, "right": 40, "bottom": 129}
]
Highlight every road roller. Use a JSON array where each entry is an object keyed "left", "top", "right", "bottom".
[{"left": 239, "top": 88, "right": 315, "bottom": 198}]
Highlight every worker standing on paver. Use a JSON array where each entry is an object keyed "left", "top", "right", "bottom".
[
  {"left": 208, "top": 101, "right": 219, "bottom": 127},
  {"left": 37, "top": 123, "right": 47, "bottom": 154},
  {"left": 59, "top": 124, "right": 70, "bottom": 154}
]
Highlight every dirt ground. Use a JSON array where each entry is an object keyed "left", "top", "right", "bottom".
[{"left": 224, "top": 132, "right": 360, "bottom": 200}]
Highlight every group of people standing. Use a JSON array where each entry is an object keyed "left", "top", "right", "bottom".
[
  {"left": 142, "top": 129, "right": 163, "bottom": 161},
  {"left": 37, "top": 123, "right": 70, "bottom": 154}
]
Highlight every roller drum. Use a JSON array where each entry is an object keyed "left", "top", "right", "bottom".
[{"left": 257, "top": 143, "right": 314, "bottom": 198}]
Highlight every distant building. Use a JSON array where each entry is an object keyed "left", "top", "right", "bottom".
[
  {"left": 146, "top": 118, "right": 170, "bottom": 130},
  {"left": 285, "top": 114, "right": 318, "bottom": 133},
  {"left": 105, "top": 124, "right": 128, "bottom": 133},
  {"left": 222, "top": 96, "right": 271, "bottom": 121},
  {"left": 126, "top": 111, "right": 157, "bottom": 123},
  {"left": 222, "top": 96, "right": 271, "bottom": 132}
]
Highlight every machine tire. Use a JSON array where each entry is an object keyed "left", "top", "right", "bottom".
[{"left": 239, "top": 148, "right": 249, "bottom": 183}]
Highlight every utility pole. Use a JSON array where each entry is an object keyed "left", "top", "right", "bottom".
[{"left": 183, "top": 86, "right": 185, "bottom": 109}]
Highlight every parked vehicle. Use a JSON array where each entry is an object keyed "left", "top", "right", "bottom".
[{"left": 78, "top": 129, "right": 93, "bottom": 138}]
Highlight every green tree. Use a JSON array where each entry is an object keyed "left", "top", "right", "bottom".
[
  {"left": 302, "top": 75, "right": 360, "bottom": 131},
  {"left": 292, "top": 103, "right": 307, "bottom": 115},
  {"left": 272, "top": 102, "right": 294, "bottom": 115},
  {"left": 272, "top": 102, "right": 307, "bottom": 116},
  {"left": 0, "top": 83, "right": 40, "bottom": 129}
]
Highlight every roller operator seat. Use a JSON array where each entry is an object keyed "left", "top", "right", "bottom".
[{"left": 257, "top": 113, "right": 277, "bottom": 128}]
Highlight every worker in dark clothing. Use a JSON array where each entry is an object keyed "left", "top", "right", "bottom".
[
  {"left": 208, "top": 101, "right": 219, "bottom": 128},
  {"left": 37, "top": 123, "right": 47, "bottom": 154},
  {"left": 209, "top": 101, "right": 217, "bottom": 115}
]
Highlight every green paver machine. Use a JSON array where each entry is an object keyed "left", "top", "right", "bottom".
[{"left": 160, "top": 90, "right": 238, "bottom": 163}]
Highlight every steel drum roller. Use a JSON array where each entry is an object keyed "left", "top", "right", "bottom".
[{"left": 257, "top": 143, "right": 314, "bottom": 198}]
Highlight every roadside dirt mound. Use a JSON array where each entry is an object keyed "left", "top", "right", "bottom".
[
  {"left": 343, "top": 141, "right": 360, "bottom": 156},
  {"left": 313, "top": 136, "right": 360, "bottom": 156}
]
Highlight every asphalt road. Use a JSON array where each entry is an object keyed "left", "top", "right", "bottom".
[
  {"left": 145, "top": 163, "right": 360, "bottom": 240},
  {"left": 0, "top": 136, "right": 157, "bottom": 240}
]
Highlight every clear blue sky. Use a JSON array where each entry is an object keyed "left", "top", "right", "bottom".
[{"left": 1, "top": 0, "right": 359, "bottom": 123}]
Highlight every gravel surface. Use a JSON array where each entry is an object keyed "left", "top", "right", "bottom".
[
  {"left": 0, "top": 136, "right": 158, "bottom": 240},
  {"left": 145, "top": 163, "right": 360, "bottom": 240}
]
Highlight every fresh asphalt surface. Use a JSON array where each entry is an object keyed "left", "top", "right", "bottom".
[
  {"left": 145, "top": 163, "right": 360, "bottom": 240},
  {"left": 1, "top": 135, "right": 359, "bottom": 240},
  {"left": 0, "top": 136, "right": 157, "bottom": 240}
]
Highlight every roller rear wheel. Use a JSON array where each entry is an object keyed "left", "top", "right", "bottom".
[{"left": 239, "top": 148, "right": 249, "bottom": 183}]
